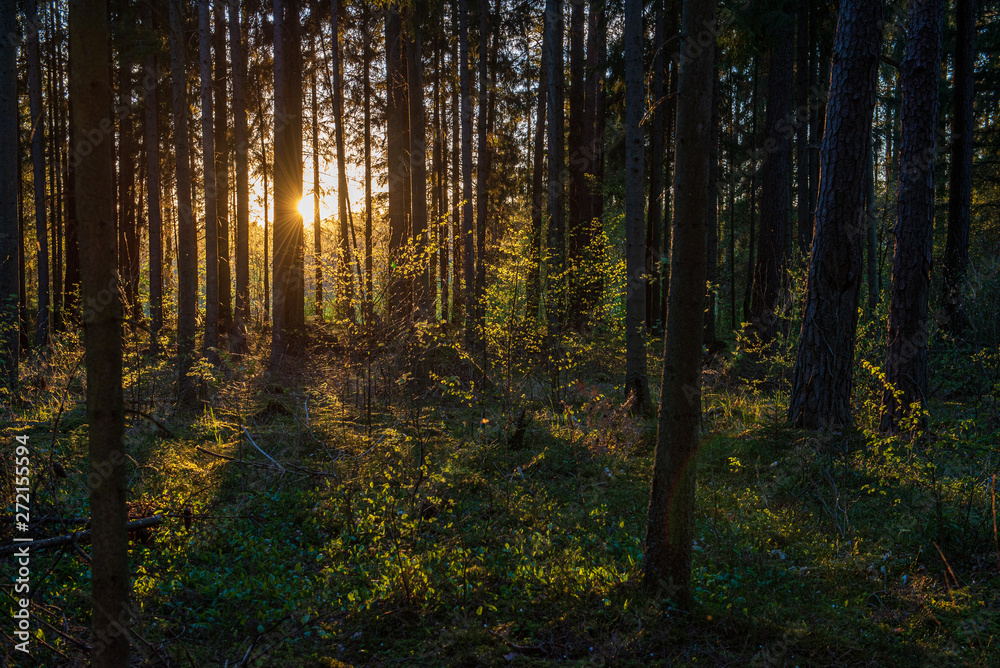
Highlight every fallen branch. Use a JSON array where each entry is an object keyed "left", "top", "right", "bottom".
[
  {"left": 195, "top": 445, "right": 283, "bottom": 472},
  {"left": 125, "top": 408, "right": 173, "bottom": 436},
  {"left": 242, "top": 426, "right": 286, "bottom": 472},
  {"left": 0, "top": 516, "right": 164, "bottom": 557}
]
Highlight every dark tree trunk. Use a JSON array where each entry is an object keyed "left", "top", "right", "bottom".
[
  {"left": 705, "top": 68, "right": 719, "bottom": 344},
  {"left": 362, "top": 5, "right": 373, "bottom": 321},
  {"left": 742, "top": 59, "right": 757, "bottom": 323},
  {"left": 881, "top": 0, "right": 942, "bottom": 433},
  {"left": 0, "top": 0, "right": 17, "bottom": 388},
  {"left": 64, "top": 93, "right": 80, "bottom": 319},
  {"left": 527, "top": 28, "right": 547, "bottom": 321},
  {"left": 581, "top": 0, "right": 606, "bottom": 315},
  {"left": 27, "top": 0, "right": 50, "bottom": 348},
  {"left": 230, "top": 0, "right": 250, "bottom": 353},
  {"left": 459, "top": 0, "right": 474, "bottom": 335},
  {"left": 474, "top": 0, "right": 489, "bottom": 345},
  {"left": 624, "top": 0, "right": 647, "bottom": 407},
  {"left": 69, "top": 1, "right": 128, "bottom": 665},
  {"left": 865, "top": 132, "right": 878, "bottom": 311},
  {"left": 214, "top": 1, "right": 232, "bottom": 337},
  {"left": 789, "top": 0, "right": 885, "bottom": 430},
  {"left": 646, "top": 0, "right": 665, "bottom": 335},
  {"left": 943, "top": 0, "right": 975, "bottom": 336},
  {"left": 451, "top": 5, "right": 461, "bottom": 320},
  {"left": 568, "top": 0, "right": 585, "bottom": 310},
  {"left": 145, "top": 2, "right": 163, "bottom": 350},
  {"left": 545, "top": 0, "right": 564, "bottom": 351},
  {"left": 171, "top": 0, "right": 197, "bottom": 404},
  {"left": 748, "top": 23, "right": 793, "bottom": 342},
  {"left": 386, "top": 3, "right": 411, "bottom": 324},
  {"left": 311, "top": 49, "right": 322, "bottom": 319},
  {"left": 644, "top": 0, "right": 716, "bottom": 608},
  {"left": 436, "top": 34, "right": 449, "bottom": 320},
  {"left": 408, "top": 5, "right": 430, "bottom": 316},
  {"left": 118, "top": 55, "right": 139, "bottom": 328},
  {"left": 796, "top": 1, "right": 810, "bottom": 257},
  {"left": 199, "top": 0, "right": 219, "bottom": 358}
]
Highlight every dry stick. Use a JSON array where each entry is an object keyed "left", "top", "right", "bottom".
[
  {"left": 0, "top": 516, "right": 164, "bottom": 556},
  {"left": 196, "top": 445, "right": 281, "bottom": 471},
  {"left": 125, "top": 408, "right": 174, "bottom": 436},
  {"left": 241, "top": 425, "right": 286, "bottom": 471}
]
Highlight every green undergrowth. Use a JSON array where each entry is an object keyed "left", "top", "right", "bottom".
[{"left": 3, "top": 328, "right": 999, "bottom": 666}]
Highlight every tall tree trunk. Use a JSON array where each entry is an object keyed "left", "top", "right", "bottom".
[
  {"left": 229, "top": 0, "right": 250, "bottom": 353},
  {"left": 199, "top": 0, "right": 219, "bottom": 358},
  {"left": 568, "top": 0, "right": 585, "bottom": 318},
  {"left": 943, "top": 0, "right": 975, "bottom": 336},
  {"left": 643, "top": 0, "right": 716, "bottom": 608},
  {"left": 214, "top": 1, "right": 232, "bottom": 337},
  {"left": 386, "top": 3, "right": 410, "bottom": 325},
  {"left": 69, "top": 1, "right": 128, "bottom": 664},
  {"left": 27, "top": 0, "right": 50, "bottom": 348},
  {"left": 311, "top": 48, "right": 322, "bottom": 319},
  {"left": 796, "top": 1, "right": 810, "bottom": 257},
  {"left": 586, "top": 0, "right": 607, "bottom": 313},
  {"left": 865, "top": 131, "right": 878, "bottom": 311},
  {"left": 118, "top": 53, "right": 140, "bottom": 328},
  {"left": 171, "top": 0, "right": 197, "bottom": 404},
  {"left": 0, "top": 0, "right": 17, "bottom": 388},
  {"left": 145, "top": 1, "right": 163, "bottom": 350},
  {"left": 332, "top": 0, "right": 354, "bottom": 321},
  {"left": 527, "top": 28, "right": 547, "bottom": 321},
  {"left": 789, "top": 0, "right": 885, "bottom": 430},
  {"left": 408, "top": 4, "right": 430, "bottom": 316},
  {"left": 64, "top": 90, "right": 80, "bottom": 321},
  {"left": 545, "top": 0, "right": 564, "bottom": 348},
  {"left": 881, "top": 0, "right": 942, "bottom": 433},
  {"left": 623, "top": 0, "right": 647, "bottom": 407},
  {"left": 451, "top": 5, "right": 461, "bottom": 320},
  {"left": 459, "top": 0, "right": 474, "bottom": 337},
  {"left": 474, "top": 0, "right": 489, "bottom": 346},
  {"left": 435, "top": 33, "right": 448, "bottom": 320},
  {"left": 362, "top": 5, "right": 373, "bottom": 321},
  {"left": 742, "top": 60, "right": 757, "bottom": 322},
  {"left": 748, "top": 23, "right": 793, "bottom": 343},
  {"left": 646, "top": 0, "right": 665, "bottom": 335},
  {"left": 807, "top": 14, "right": 832, "bottom": 256}
]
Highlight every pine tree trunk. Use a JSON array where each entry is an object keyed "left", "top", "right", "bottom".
[
  {"left": 451, "top": 6, "right": 462, "bottom": 320},
  {"left": 362, "top": 5, "right": 374, "bottom": 321},
  {"left": 646, "top": 0, "right": 665, "bottom": 336},
  {"left": 474, "top": 0, "right": 489, "bottom": 345},
  {"left": 545, "top": 0, "right": 564, "bottom": 365},
  {"left": 27, "top": 0, "right": 49, "bottom": 348},
  {"left": 705, "top": 69, "right": 719, "bottom": 344},
  {"left": 568, "top": 0, "right": 585, "bottom": 316},
  {"left": 527, "top": 29, "right": 547, "bottom": 321},
  {"left": 796, "top": 1, "right": 810, "bottom": 257},
  {"left": 311, "top": 48, "right": 322, "bottom": 319},
  {"left": 643, "top": 0, "right": 716, "bottom": 607},
  {"left": 199, "top": 0, "right": 219, "bottom": 358},
  {"left": 0, "top": 0, "right": 17, "bottom": 388},
  {"left": 789, "top": 0, "right": 885, "bottom": 430},
  {"left": 171, "top": 0, "right": 197, "bottom": 404},
  {"left": 333, "top": 0, "right": 355, "bottom": 321},
  {"left": 386, "top": 3, "right": 410, "bottom": 325},
  {"left": 623, "top": 0, "right": 647, "bottom": 407},
  {"left": 229, "top": 0, "right": 250, "bottom": 353},
  {"left": 118, "top": 53, "right": 140, "bottom": 328},
  {"left": 145, "top": 2, "right": 163, "bottom": 350},
  {"left": 881, "top": 0, "right": 942, "bottom": 433},
  {"left": 214, "top": 1, "right": 232, "bottom": 338},
  {"left": 459, "top": 0, "right": 474, "bottom": 337},
  {"left": 943, "top": 0, "right": 975, "bottom": 336},
  {"left": 69, "top": 1, "right": 128, "bottom": 664},
  {"left": 408, "top": 6, "right": 430, "bottom": 316}
]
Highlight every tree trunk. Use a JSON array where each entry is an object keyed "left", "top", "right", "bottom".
[
  {"left": 474, "top": 0, "right": 489, "bottom": 345},
  {"left": 199, "top": 0, "right": 219, "bottom": 358},
  {"left": 545, "top": 0, "right": 564, "bottom": 363},
  {"left": 332, "top": 0, "right": 355, "bottom": 321},
  {"left": 796, "top": 1, "right": 810, "bottom": 257},
  {"left": 408, "top": 6, "right": 430, "bottom": 316},
  {"left": 705, "top": 68, "right": 719, "bottom": 344},
  {"left": 145, "top": 2, "right": 163, "bottom": 350},
  {"left": 789, "top": 0, "right": 885, "bottom": 430},
  {"left": 229, "top": 0, "right": 250, "bottom": 353},
  {"left": 171, "top": 0, "right": 197, "bottom": 404},
  {"left": 459, "top": 0, "right": 474, "bottom": 337},
  {"left": 69, "top": 1, "right": 128, "bottom": 665},
  {"left": 0, "top": 0, "right": 17, "bottom": 388},
  {"left": 214, "top": 1, "right": 232, "bottom": 338},
  {"left": 386, "top": 3, "right": 410, "bottom": 325},
  {"left": 748, "top": 23, "right": 793, "bottom": 343},
  {"left": 362, "top": 5, "right": 374, "bottom": 321},
  {"left": 865, "top": 132, "right": 878, "bottom": 311},
  {"left": 451, "top": 5, "right": 462, "bottom": 320},
  {"left": 568, "top": 0, "right": 585, "bottom": 316},
  {"left": 587, "top": 0, "right": 607, "bottom": 312},
  {"left": 643, "top": 0, "right": 715, "bottom": 608},
  {"left": 943, "top": 0, "right": 975, "bottom": 336},
  {"left": 117, "top": 51, "right": 139, "bottom": 329},
  {"left": 527, "top": 28, "right": 547, "bottom": 321},
  {"left": 27, "top": 0, "right": 49, "bottom": 348},
  {"left": 311, "top": 46, "right": 322, "bottom": 319},
  {"left": 624, "top": 0, "right": 647, "bottom": 407},
  {"left": 881, "top": 0, "right": 942, "bottom": 433},
  {"left": 646, "top": 0, "right": 665, "bottom": 336}
]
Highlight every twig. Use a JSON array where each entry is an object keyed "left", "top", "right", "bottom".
[
  {"left": 125, "top": 408, "right": 174, "bottom": 436},
  {"left": 0, "top": 516, "right": 164, "bottom": 557},
  {"left": 196, "top": 445, "right": 282, "bottom": 471},
  {"left": 242, "top": 426, "right": 286, "bottom": 472}
]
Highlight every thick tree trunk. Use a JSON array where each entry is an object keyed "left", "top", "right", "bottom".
[
  {"left": 748, "top": 23, "right": 793, "bottom": 342},
  {"left": 69, "top": 1, "right": 128, "bottom": 665},
  {"left": 881, "top": 0, "right": 942, "bottom": 433},
  {"left": 27, "top": 0, "right": 50, "bottom": 348},
  {"left": 643, "top": 0, "right": 716, "bottom": 608},
  {"left": 568, "top": 0, "right": 585, "bottom": 312},
  {"left": 145, "top": 3, "right": 163, "bottom": 350},
  {"left": 623, "top": 0, "right": 647, "bottom": 407},
  {"left": 386, "top": 3, "right": 410, "bottom": 325},
  {"left": 199, "top": 0, "right": 219, "bottom": 358},
  {"left": 171, "top": 0, "right": 197, "bottom": 404},
  {"left": 229, "top": 0, "right": 250, "bottom": 353},
  {"left": 0, "top": 0, "right": 17, "bottom": 388},
  {"left": 545, "top": 0, "right": 564, "bottom": 352},
  {"left": 943, "top": 0, "right": 975, "bottom": 336},
  {"left": 408, "top": 6, "right": 430, "bottom": 316},
  {"left": 214, "top": 1, "right": 232, "bottom": 338},
  {"left": 789, "top": 0, "right": 885, "bottom": 430}
]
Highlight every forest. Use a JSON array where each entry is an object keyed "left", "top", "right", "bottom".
[{"left": 1, "top": 0, "right": 999, "bottom": 664}]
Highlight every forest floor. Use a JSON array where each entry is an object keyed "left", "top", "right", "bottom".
[{"left": 2, "top": 321, "right": 999, "bottom": 666}]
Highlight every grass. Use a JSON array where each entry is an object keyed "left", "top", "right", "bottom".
[{"left": 2, "top": 323, "right": 999, "bottom": 666}]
